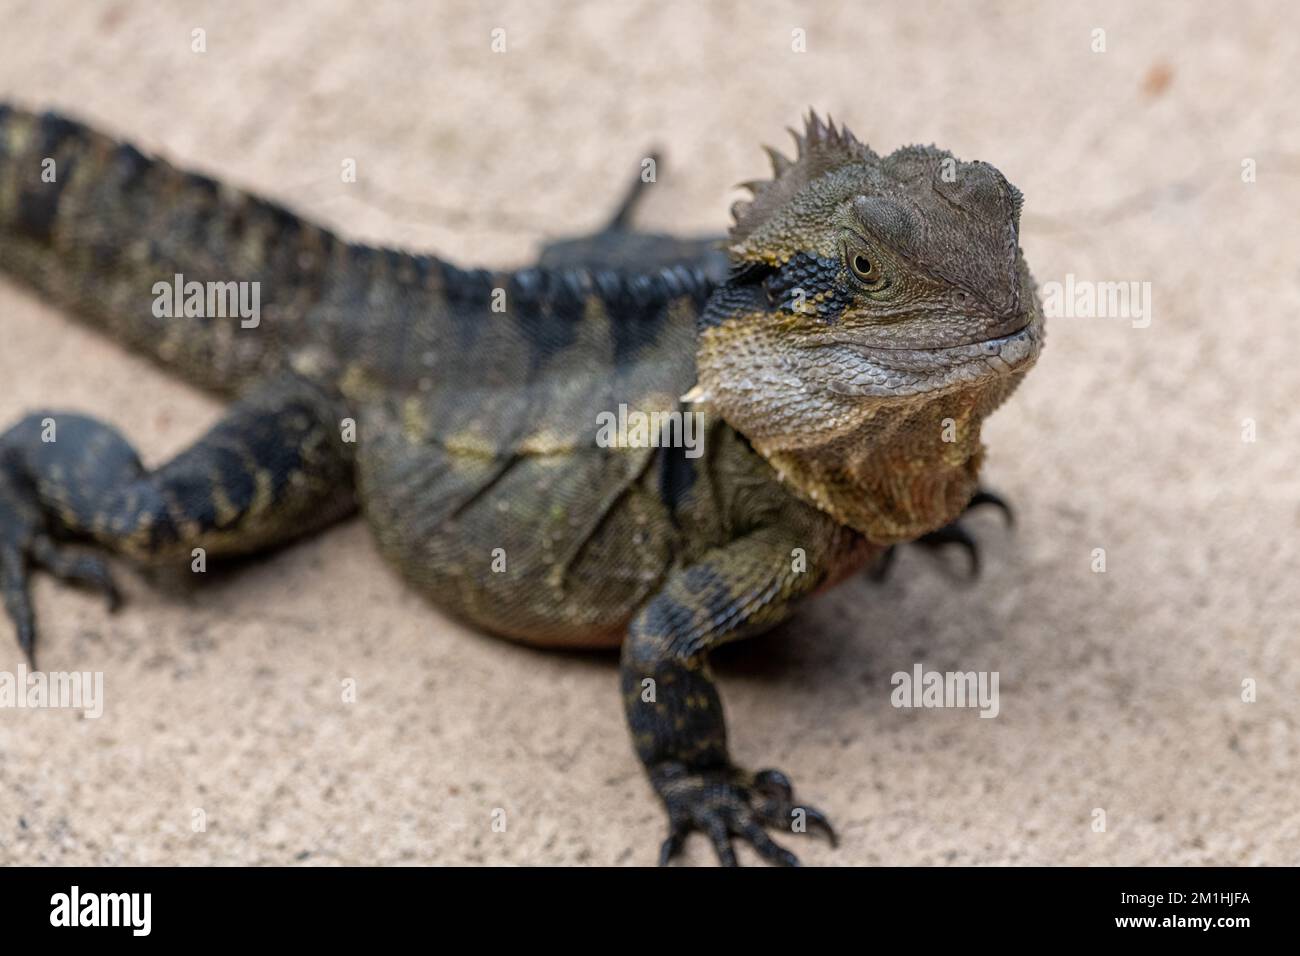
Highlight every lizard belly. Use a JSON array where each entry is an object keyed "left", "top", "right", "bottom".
[{"left": 357, "top": 420, "right": 676, "bottom": 648}]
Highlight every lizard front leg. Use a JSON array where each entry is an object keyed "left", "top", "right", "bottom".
[
  {"left": 0, "top": 371, "right": 356, "bottom": 663},
  {"left": 622, "top": 522, "right": 862, "bottom": 866}
]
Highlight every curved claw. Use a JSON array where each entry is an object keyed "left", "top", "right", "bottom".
[
  {"left": 658, "top": 824, "right": 688, "bottom": 866},
  {"left": 906, "top": 486, "right": 1021, "bottom": 580},
  {"left": 869, "top": 488, "right": 1013, "bottom": 584},
  {"left": 795, "top": 804, "right": 839, "bottom": 848},
  {"left": 754, "top": 794, "right": 839, "bottom": 848},
  {"left": 918, "top": 523, "right": 980, "bottom": 578},
  {"left": 967, "top": 489, "right": 1015, "bottom": 527}
]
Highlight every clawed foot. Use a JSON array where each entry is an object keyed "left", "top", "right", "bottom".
[
  {"left": 0, "top": 474, "right": 119, "bottom": 665},
  {"left": 872, "top": 488, "right": 1014, "bottom": 581},
  {"left": 652, "top": 763, "right": 837, "bottom": 866}
]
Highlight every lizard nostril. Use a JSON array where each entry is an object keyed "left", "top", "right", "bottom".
[{"left": 951, "top": 290, "right": 971, "bottom": 309}]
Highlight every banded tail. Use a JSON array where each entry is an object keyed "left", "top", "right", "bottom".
[{"left": 0, "top": 103, "right": 344, "bottom": 394}]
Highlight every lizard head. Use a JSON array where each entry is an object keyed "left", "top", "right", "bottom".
[{"left": 693, "top": 112, "right": 1045, "bottom": 542}]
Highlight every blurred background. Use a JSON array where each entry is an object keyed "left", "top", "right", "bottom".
[{"left": 0, "top": 0, "right": 1297, "bottom": 864}]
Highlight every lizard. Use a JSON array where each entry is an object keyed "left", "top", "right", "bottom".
[{"left": 0, "top": 105, "right": 1044, "bottom": 865}]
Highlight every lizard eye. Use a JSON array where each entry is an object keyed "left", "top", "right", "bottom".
[{"left": 847, "top": 249, "right": 886, "bottom": 289}]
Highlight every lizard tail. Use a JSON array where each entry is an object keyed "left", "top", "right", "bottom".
[{"left": 0, "top": 103, "right": 344, "bottom": 395}]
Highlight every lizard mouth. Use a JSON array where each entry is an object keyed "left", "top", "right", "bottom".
[{"left": 809, "top": 311, "right": 1044, "bottom": 399}]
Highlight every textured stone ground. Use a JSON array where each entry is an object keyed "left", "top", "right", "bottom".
[{"left": 1, "top": 0, "right": 1297, "bottom": 865}]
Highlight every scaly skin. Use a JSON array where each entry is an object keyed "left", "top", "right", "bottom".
[{"left": 0, "top": 105, "right": 1043, "bottom": 865}]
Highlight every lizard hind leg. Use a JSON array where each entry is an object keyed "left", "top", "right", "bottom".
[
  {"left": 0, "top": 373, "right": 357, "bottom": 664},
  {"left": 534, "top": 150, "right": 730, "bottom": 281},
  {"left": 597, "top": 148, "right": 662, "bottom": 233}
]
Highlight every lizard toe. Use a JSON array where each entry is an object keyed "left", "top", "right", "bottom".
[
  {"left": 652, "top": 762, "right": 832, "bottom": 866},
  {"left": 911, "top": 485, "right": 1016, "bottom": 580},
  {"left": 29, "top": 534, "right": 121, "bottom": 612},
  {"left": 967, "top": 488, "right": 1015, "bottom": 527},
  {"left": 0, "top": 468, "right": 43, "bottom": 664},
  {"left": 0, "top": 543, "right": 37, "bottom": 666},
  {"left": 0, "top": 469, "right": 120, "bottom": 665},
  {"left": 753, "top": 791, "right": 839, "bottom": 848},
  {"left": 917, "top": 522, "right": 982, "bottom": 578}
]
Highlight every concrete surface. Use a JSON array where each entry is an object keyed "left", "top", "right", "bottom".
[{"left": 0, "top": 0, "right": 1297, "bottom": 865}]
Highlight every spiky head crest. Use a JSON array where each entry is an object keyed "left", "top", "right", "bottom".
[{"left": 729, "top": 111, "right": 877, "bottom": 244}]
